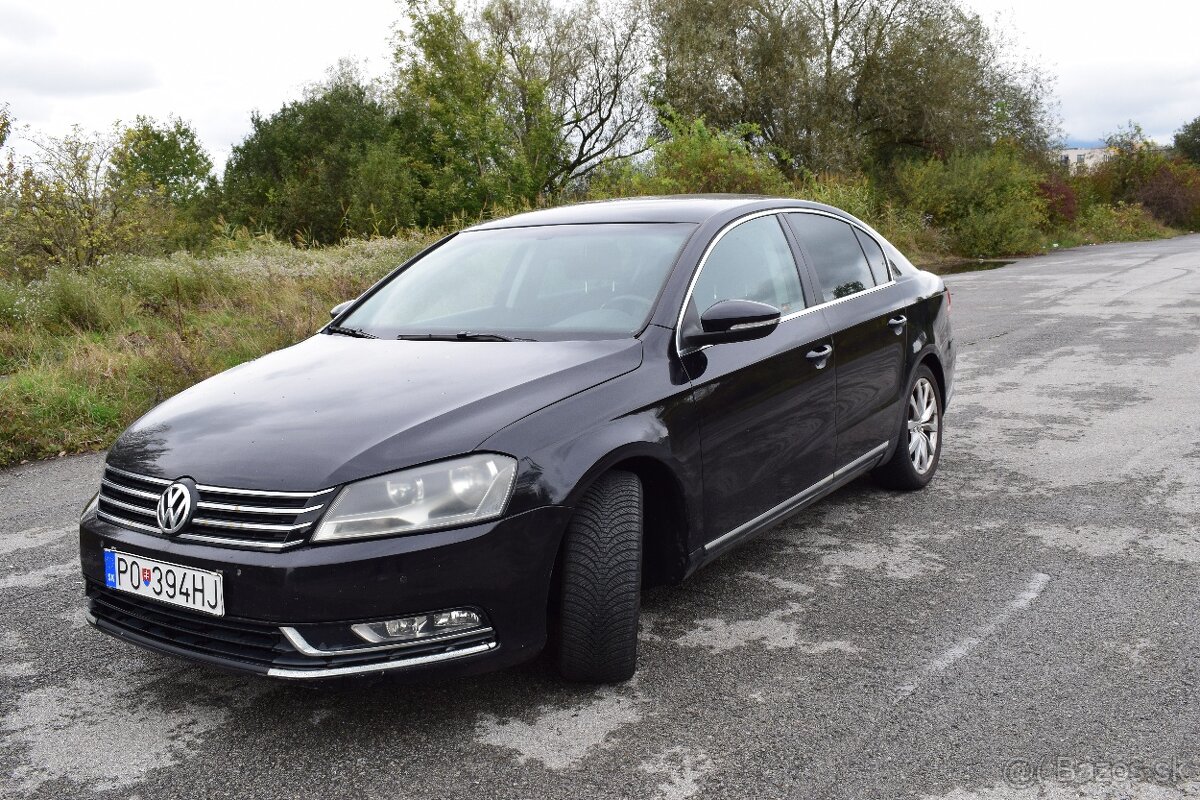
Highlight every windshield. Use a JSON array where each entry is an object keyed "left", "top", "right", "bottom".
[{"left": 340, "top": 223, "right": 695, "bottom": 340}]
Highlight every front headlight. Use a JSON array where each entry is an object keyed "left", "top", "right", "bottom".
[
  {"left": 312, "top": 453, "right": 517, "bottom": 542},
  {"left": 81, "top": 492, "right": 99, "bottom": 520}
]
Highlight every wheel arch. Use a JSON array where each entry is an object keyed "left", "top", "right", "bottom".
[{"left": 562, "top": 446, "right": 693, "bottom": 588}]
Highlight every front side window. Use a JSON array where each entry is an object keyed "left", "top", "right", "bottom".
[
  {"left": 689, "top": 215, "right": 805, "bottom": 316},
  {"left": 341, "top": 223, "right": 695, "bottom": 340},
  {"left": 786, "top": 213, "right": 877, "bottom": 302}
]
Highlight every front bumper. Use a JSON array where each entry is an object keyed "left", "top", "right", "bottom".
[{"left": 79, "top": 505, "right": 572, "bottom": 680}]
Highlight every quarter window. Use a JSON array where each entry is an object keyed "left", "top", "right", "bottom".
[
  {"left": 854, "top": 228, "right": 891, "bottom": 283},
  {"left": 690, "top": 215, "right": 804, "bottom": 315},
  {"left": 787, "top": 213, "right": 877, "bottom": 302}
]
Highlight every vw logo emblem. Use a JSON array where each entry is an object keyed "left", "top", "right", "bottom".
[{"left": 156, "top": 480, "right": 197, "bottom": 535}]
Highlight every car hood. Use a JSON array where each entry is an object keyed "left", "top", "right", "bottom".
[{"left": 108, "top": 334, "right": 643, "bottom": 491}]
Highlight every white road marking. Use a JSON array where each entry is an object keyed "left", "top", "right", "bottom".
[{"left": 896, "top": 572, "right": 1050, "bottom": 701}]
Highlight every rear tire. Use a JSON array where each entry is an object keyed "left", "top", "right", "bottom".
[
  {"left": 557, "top": 470, "right": 642, "bottom": 683},
  {"left": 873, "top": 364, "right": 942, "bottom": 490}
]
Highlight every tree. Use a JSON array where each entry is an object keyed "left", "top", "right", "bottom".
[
  {"left": 1, "top": 125, "right": 173, "bottom": 273},
  {"left": 1175, "top": 116, "right": 1200, "bottom": 165},
  {"left": 0, "top": 104, "right": 10, "bottom": 149},
  {"left": 649, "top": 0, "right": 1057, "bottom": 174},
  {"left": 390, "top": 0, "right": 649, "bottom": 221},
  {"left": 222, "top": 62, "right": 392, "bottom": 243},
  {"left": 112, "top": 116, "right": 213, "bottom": 206},
  {"left": 479, "top": 0, "right": 650, "bottom": 192},
  {"left": 589, "top": 113, "right": 791, "bottom": 196}
]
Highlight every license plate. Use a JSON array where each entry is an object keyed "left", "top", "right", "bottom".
[{"left": 103, "top": 549, "right": 224, "bottom": 617}]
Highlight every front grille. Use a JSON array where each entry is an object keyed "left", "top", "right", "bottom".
[
  {"left": 97, "top": 464, "right": 334, "bottom": 550},
  {"left": 87, "top": 583, "right": 499, "bottom": 675}
]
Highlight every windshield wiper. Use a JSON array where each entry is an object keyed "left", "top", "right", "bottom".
[
  {"left": 396, "top": 331, "right": 532, "bottom": 342},
  {"left": 326, "top": 324, "right": 378, "bottom": 339}
]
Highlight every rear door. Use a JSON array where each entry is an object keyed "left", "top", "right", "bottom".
[
  {"left": 678, "top": 213, "right": 836, "bottom": 547},
  {"left": 784, "top": 213, "right": 908, "bottom": 469}
]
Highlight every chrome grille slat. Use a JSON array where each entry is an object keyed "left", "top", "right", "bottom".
[
  {"left": 191, "top": 517, "right": 312, "bottom": 533},
  {"left": 101, "top": 478, "right": 160, "bottom": 501},
  {"left": 97, "top": 510, "right": 160, "bottom": 535},
  {"left": 98, "top": 465, "right": 332, "bottom": 549},
  {"left": 104, "top": 465, "right": 170, "bottom": 486},
  {"left": 195, "top": 484, "right": 334, "bottom": 500},
  {"left": 100, "top": 495, "right": 157, "bottom": 518},
  {"left": 195, "top": 500, "right": 325, "bottom": 516}
]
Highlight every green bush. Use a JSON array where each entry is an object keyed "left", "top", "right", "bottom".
[
  {"left": 895, "top": 147, "right": 1047, "bottom": 257},
  {"left": 590, "top": 116, "right": 791, "bottom": 197},
  {"left": 1067, "top": 202, "right": 1174, "bottom": 245},
  {"left": 798, "top": 174, "right": 879, "bottom": 222}
]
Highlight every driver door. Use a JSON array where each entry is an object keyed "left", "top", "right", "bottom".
[{"left": 678, "top": 213, "right": 837, "bottom": 552}]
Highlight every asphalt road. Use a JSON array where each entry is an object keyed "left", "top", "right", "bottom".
[{"left": 1, "top": 236, "right": 1199, "bottom": 800}]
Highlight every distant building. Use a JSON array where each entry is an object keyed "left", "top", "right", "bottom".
[{"left": 1058, "top": 147, "right": 1111, "bottom": 172}]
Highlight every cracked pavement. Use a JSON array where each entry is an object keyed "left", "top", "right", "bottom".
[{"left": 1, "top": 235, "right": 1198, "bottom": 799}]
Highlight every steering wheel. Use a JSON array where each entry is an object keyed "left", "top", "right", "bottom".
[{"left": 601, "top": 294, "right": 652, "bottom": 318}]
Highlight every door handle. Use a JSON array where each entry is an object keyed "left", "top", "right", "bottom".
[
  {"left": 806, "top": 344, "right": 833, "bottom": 369},
  {"left": 888, "top": 315, "right": 907, "bottom": 334}
]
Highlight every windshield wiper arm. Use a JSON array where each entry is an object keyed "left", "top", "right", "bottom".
[
  {"left": 326, "top": 324, "right": 378, "bottom": 339},
  {"left": 396, "top": 331, "right": 532, "bottom": 342}
]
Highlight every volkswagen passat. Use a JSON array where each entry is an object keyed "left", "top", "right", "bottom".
[{"left": 79, "top": 196, "right": 953, "bottom": 682}]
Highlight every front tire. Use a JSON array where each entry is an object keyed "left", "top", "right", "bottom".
[
  {"left": 873, "top": 364, "right": 942, "bottom": 490},
  {"left": 557, "top": 470, "right": 642, "bottom": 683}
]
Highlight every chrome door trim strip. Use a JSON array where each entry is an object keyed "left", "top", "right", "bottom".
[
  {"left": 279, "top": 625, "right": 495, "bottom": 657},
  {"left": 266, "top": 641, "right": 497, "bottom": 679},
  {"left": 703, "top": 441, "right": 890, "bottom": 554}
]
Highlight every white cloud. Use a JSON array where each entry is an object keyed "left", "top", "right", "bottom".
[
  {"left": 0, "top": 54, "right": 158, "bottom": 96},
  {"left": 0, "top": 4, "right": 55, "bottom": 44}
]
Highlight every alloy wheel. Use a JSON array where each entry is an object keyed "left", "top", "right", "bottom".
[{"left": 907, "top": 377, "right": 939, "bottom": 474}]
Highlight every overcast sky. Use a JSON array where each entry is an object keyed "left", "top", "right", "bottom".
[{"left": 2, "top": 0, "right": 1197, "bottom": 171}]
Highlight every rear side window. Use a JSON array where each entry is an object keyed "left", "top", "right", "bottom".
[
  {"left": 691, "top": 215, "right": 805, "bottom": 315},
  {"left": 854, "top": 228, "right": 891, "bottom": 283},
  {"left": 786, "top": 213, "right": 877, "bottom": 302}
]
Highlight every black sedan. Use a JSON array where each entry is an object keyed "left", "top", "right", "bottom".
[{"left": 79, "top": 195, "right": 954, "bottom": 683}]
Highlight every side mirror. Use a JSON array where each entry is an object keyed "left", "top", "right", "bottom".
[
  {"left": 686, "top": 299, "right": 781, "bottom": 348},
  {"left": 330, "top": 301, "right": 353, "bottom": 319}
]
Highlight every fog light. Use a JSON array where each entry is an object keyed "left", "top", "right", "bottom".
[{"left": 352, "top": 608, "right": 485, "bottom": 644}]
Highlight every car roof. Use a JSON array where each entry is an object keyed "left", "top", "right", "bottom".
[{"left": 467, "top": 195, "right": 854, "bottom": 229}]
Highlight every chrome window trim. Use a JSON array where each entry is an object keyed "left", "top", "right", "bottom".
[
  {"left": 675, "top": 208, "right": 897, "bottom": 355},
  {"left": 280, "top": 625, "right": 495, "bottom": 657},
  {"left": 266, "top": 641, "right": 497, "bottom": 679}
]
